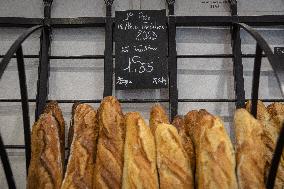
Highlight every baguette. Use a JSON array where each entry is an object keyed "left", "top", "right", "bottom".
[
  {"left": 149, "top": 104, "right": 169, "bottom": 134},
  {"left": 267, "top": 102, "right": 284, "bottom": 131},
  {"left": 155, "top": 123, "right": 194, "bottom": 189},
  {"left": 185, "top": 110, "right": 238, "bottom": 189},
  {"left": 43, "top": 101, "right": 65, "bottom": 167},
  {"left": 61, "top": 104, "right": 99, "bottom": 189},
  {"left": 122, "top": 112, "right": 159, "bottom": 189},
  {"left": 27, "top": 112, "right": 63, "bottom": 189},
  {"left": 172, "top": 115, "right": 195, "bottom": 173},
  {"left": 93, "top": 96, "right": 125, "bottom": 189},
  {"left": 246, "top": 101, "right": 284, "bottom": 188},
  {"left": 234, "top": 108, "right": 265, "bottom": 189}
]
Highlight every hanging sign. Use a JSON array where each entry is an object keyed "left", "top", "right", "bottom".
[{"left": 115, "top": 10, "right": 168, "bottom": 90}]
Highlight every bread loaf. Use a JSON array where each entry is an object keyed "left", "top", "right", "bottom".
[
  {"left": 267, "top": 102, "right": 284, "bottom": 131},
  {"left": 246, "top": 101, "right": 284, "bottom": 188},
  {"left": 155, "top": 123, "right": 194, "bottom": 189},
  {"left": 27, "top": 112, "right": 63, "bottom": 189},
  {"left": 267, "top": 102, "right": 284, "bottom": 189},
  {"left": 61, "top": 104, "right": 99, "bottom": 189},
  {"left": 43, "top": 101, "right": 65, "bottom": 167},
  {"left": 172, "top": 116, "right": 195, "bottom": 172},
  {"left": 122, "top": 112, "right": 159, "bottom": 189},
  {"left": 185, "top": 110, "right": 238, "bottom": 189},
  {"left": 149, "top": 104, "right": 169, "bottom": 134},
  {"left": 234, "top": 108, "right": 265, "bottom": 189},
  {"left": 93, "top": 96, "right": 125, "bottom": 189}
]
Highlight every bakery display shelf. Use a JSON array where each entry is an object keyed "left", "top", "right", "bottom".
[{"left": 0, "top": 0, "right": 284, "bottom": 188}]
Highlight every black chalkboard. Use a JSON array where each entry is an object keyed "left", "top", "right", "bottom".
[
  {"left": 275, "top": 47, "right": 284, "bottom": 56},
  {"left": 115, "top": 10, "right": 168, "bottom": 90}
]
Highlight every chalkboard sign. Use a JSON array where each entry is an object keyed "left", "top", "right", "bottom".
[
  {"left": 275, "top": 47, "right": 284, "bottom": 56},
  {"left": 115, "top": 10, "right": 168, "bottom": 90}
]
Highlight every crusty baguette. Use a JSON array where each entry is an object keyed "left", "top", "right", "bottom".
[
  {"left": 61, "top": 104, "right": 99, "bottom": 189},
  {"left": 266, "top": 102, "right": 284, "bottom": 188},
  {"left": 149, "top": 104, "right": 169, "bottom": 134},
  {"left": 172, "top": 115, "right": 195, "bottom": 173},
  {"left": 267, "top": 102, "right": 284, "bottom": 131},
  {"left": 234, "top": 108, "right": 265, "bottom": 189},
  {"left": 93, "top": 96, "right": 125, "bottom": 189},
  {"left": 122, "top": 112, "right": 159, "bottom": 189},
  {"left": 43, "top": 101, "right": 65, "bottom": 167},
  {"left": 27, "top": 112, "right": 63, "bottom": 189},
  {"left": 246, "top": 101, "right": 284, "bottom": 188},
  {"left": 185, "top": 110, "right": 238, "bottom": 189},
  {"left": 155, "top": 123, "right": 194, "bottom": 189}
]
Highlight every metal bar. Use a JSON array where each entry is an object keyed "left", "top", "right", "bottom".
[
  {"left": 168, "top": 2, "right": 178, "bottom": 121},
  {"left": 35, "top": 27, "right": 50, "bottom": 120},
  {"left": 103, "top": 1, "right": 114, "bottom": 97},
  {"left": 3, "top": 98, "right": 284, "bottom": 103},
  {"left": 251, "top": 44, "right": 262, "bottom": 117},
  {"left": 35, "top": 1, "right": 52, "bottom": 120},
  {"left": 16, "top": 46, "right": 31, "bottom": 174},
  {"left": 0, "top": 134, "right": 16, "bottom": 189},
  {"left": 0, "top": 54, "right": 269, "bottom": 59},
  {"left": 0, "top": 25, "right": 43, "bottom": 79},
  {"left": 266, "top": 124, "right": 284, "bottom": 189},
  {"left": 49, "top": 17, "right": 105, "bottom": 28},
  {"left": 230, "top": 0, "right": 245, "bottom": 109},
  {"left": 0, "top": 15, "right": 284, "bottom": 28},
  {"left": 0, "top": 17, "right": 42, "bottom": 27}
]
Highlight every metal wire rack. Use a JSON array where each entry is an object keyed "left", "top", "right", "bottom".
[{"left": 0, "top": 0, "right": 284, "bottom": 188}]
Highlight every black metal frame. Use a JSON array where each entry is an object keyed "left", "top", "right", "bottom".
[{"left": 0, "top": 0, "right": 283, "bottom": 189}]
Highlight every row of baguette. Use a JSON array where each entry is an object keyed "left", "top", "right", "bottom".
[{"left": 27, "top": 96, "right": 284, "bottom": 189}]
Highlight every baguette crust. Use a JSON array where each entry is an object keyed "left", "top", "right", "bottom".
[
  {"left": 61, "top": 104, "right": 99, "bottom": 189},
  {"left": 172, "top": 116, "right": 195, "bottom": 173},
  {"left": 155, "top": 123, "right": 194, "bottom": 189},
  {"left": 267, "top": 102, "right": 284, "bottom": 131},
  {"left": 266, "top": 102, "right": 284, "bottom": 188},
  {"left": 93, "top": 96, "right": 125, "bottom": 189},
  {"left": 122, "top": 112, "right": 159, "bottom": 189},
  {"left": 246, "top": 101, "right": 284, "bottom": 188},
  {"left": 149, "top": 104, "right": 169, "bottom": 134},
  {"left": 234, "top": 109, "right": 265, "bottom": 189},
  {"left": 43, "top": 101, "right": 65, "bottom": 167},
  {"left": 185, "top": 110, "right": 238, "bottom": 189},
  {"left": 27, "top": 113, "right": 63, "bottom": 189}
]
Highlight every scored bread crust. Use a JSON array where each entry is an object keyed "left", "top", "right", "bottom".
[
  {"left": 122, "top": 112, "right": 159, "bottom": 189},
  {"left": 43, "top": 101, "right": 65, "bottom": 168},
  {"left": 234, "top": 109, "right": 265, "bottom": 189},
  {"left": 246, "top": 101, "right": 284, "bottom": 188},
  {"left": 172, "top": 116, "right": 195, "bottom": 173},
  {"left": 61, "top": 104, "right": 99, "bottom": 189},
  {"left": 149, "top": 104, "right": 169, "bottom": 134},
  {"left": 155, "top": 123, "right": 194, "bottom": 189},
  {"left": 93, "top": 96, "right": 125, "bottom": 189},
  {"left": 27, "top": 112, "right": 63, "bottom": 189},
  {"left": 185, "top": 110, "right": 238, "bottom": 189},
  {"left": 267, "top": 102, "right": 284, "bottom": 131}
]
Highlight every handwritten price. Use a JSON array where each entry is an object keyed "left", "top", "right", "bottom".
[{"left": 123, "top": 56, "right": 154, "bottom": 73}]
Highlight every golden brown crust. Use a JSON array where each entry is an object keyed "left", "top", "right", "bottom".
[
  {"left": 172, "top": 116, "right": 195, "bottom": 173},
  {"left": 155, "top": 123, "right": 194, "bottom": 189},
  {"left": 93, "top": 96, "right": 125, "bottom": 189},
  {"left": 27, "top": 113, "right": 63, "bottom": 189},
  {"left": 246, "top": 101, "right": 284, "bottom": 188},
  {"left": 61, "top": 104, "right": 99, "bottom": 189},
  {"left": 149, "top": 104, "right": 169, "bottom": 134},
  {"left": 234, "top": 109, "right": 265, "bottom": 189},
  {"left": 43, "top": 101, "right": 65, "bottom": 168},
  {"left": 122, "top": 112, "right": 159, "bottom": 189},
  {"left": 267, "top": 102, "right": 284, "bottom": 131},
  {"left": 185, "top": 110, "right": 238, "bottom": 189}
]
